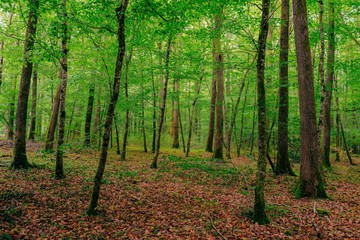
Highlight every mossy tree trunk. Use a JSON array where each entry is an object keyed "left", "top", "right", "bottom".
[
  {"left": 11, "top": 0, "right": 39, "bottom": 169},
  {"left": 253, "top": 0, "right": 270, "bottom": 225},
  {"left": 293, "top": 0, "right": 327, "bottom": 198}
]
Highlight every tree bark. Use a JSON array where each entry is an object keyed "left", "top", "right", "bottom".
[
  {"left": 172, "top": 78, "right": 180, "bottom": 148},
  {"left": 205, "top": 43, "right": 217, "bottom": 153},
  {"left": 275, "top": 0, "right": 295, "bottom": 176},
  {"left": 121, "top": 48, "right": 133, "bottom": 161},
  {"left": 150, "top": 36, "right": 172, "bottom": 169},
  {"left": 11, "top": 0, "right": 39, "bottom": 169},
  {"left": 55, "top": 0, "right": 68, "bottom": 180},
  {"left": 84, "top": 82, "right": 95, "bottom": 146},
  {"left": 213, "top": 9, "right": 225, "bottom": 160},
  {"left": 293, "top": 0, "right": 327, "bottom": 198},
  {"left": 141, "top": 81, "right": 148, "bottom": 153},
  {"left": 253, "top": 0, "right": 270, "bottom": 225},
  {"left": 45, "top": 84, "right": 61, "bottom": 151},
  {"left": 334, "top": 75, "right": 340, "bottom": 162},
  {"left": 322, "top": 1, "right": 335, "bottom": 168},
  {"left": 28, "top": 68, "right": 38, "bottom": 140},
  {"left": 7, "top": 77, "right": 16, "bottom": 140},
  {"left": 87, "top": 0, "right": 128, "bottom": 214}
]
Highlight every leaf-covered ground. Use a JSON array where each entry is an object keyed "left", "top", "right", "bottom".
[{"left": 1, "top": 141, "right": 359, "bottom": 239}]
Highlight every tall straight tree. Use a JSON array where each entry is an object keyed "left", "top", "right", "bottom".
[
  {"left": 275, "top": 0, "right": 295, "bottom": 176},
  {"left": 322, "top": 1, "right": 335, "bottom": 168},
  {"left": 205, "top": 43, "right": 216, "bottom": 153},
  {"left": 293, "top": 0, "right": 327, "bottom": 198},
  {"left": 45, "top": 84, "right": 60, "bottom": 150},
  {"left": 172, "top": 78, "right": 180, "bottom": 148},
  {"left": 150, "top": 36, "right": 172, "bottom": 169},
  {"left": 212, "top": 8, "right": 224, "bottom": 160},
  {"left": 28, "top": 68, "right": 38, "bottom": 140},
  {"left": 253, "top": 0, "right": 270, "bottom": 224},
  {"left": 55, "top": 0, "right": 68, "bottom": 179},
  {"left": 11, "top": 0, "right": 39, "bottom": 169},
  {"left": 87, "top": 0, "right": 129, "bottom": 214},
  {"left": 84, "top": 82, "right": 95, "bottom": 146}
]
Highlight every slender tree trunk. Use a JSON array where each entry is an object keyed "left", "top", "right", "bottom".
[
  {"left": 84, "top": 82, "right": 95, "bottom": 146},
  {"left": 186, "top": 71, "right": 203, "bottom": 157},
  {"left": 205, "top": 43, "right": 217, "bottom": 153},
  {"left": 322, "top": 1, "right": 335, "bottom": 168},
  {"left": 93, "top": 85, "right": 101, "bottom": 146},
  {"left": 226, "top": 56, "right": 256, "bottom": 159},
  {"left": 7, "top": 77, "right": 16, "bottom": 140},
  {"left": 334, "top": 76, "right": 340, "bottom": 162},
  {"left": 172, "top": 78, "right": 180, "bottom": 148},
  {"left": 28, "top": 68, "right": 38, "bottom": 140},
  {"left": 213, "top": 9, "right": 225, "bottom": 160},
  {"left": 45, "top": 84, "right": 61, "bottom": 150},
  {"left": 141, "top": 81, "right": 148, "bottom": 153},
  {"left": 178, "top": 105, "right": 186, "bottom": 153},
  {"left": 250, "top": 93, "right": 257, "bottom": 155},
  {"left": 317, "top": 0, "right": 326, "bottom": 159},
  {"left": 150, "top": 36, "right": 172, "bottom": 169},
  {"left": 114, "top": 114, "right": 120, "bottom": 154},
  {"left": 12, "top": 0, "right": 39, "bottom": 169},
  {"left": 151, "top": 56, "right": 157, "bottom": 153},
  {"left": 253, "top": 0, "right": 270, "bottom": 225},
  {"left": 275, "top": 0, "right": 295, "bottom": 175},
  {"left": 87, "top": 0, "right": 128, "bottom": 215},
  {"left": 0, "top": 40, "right": 4, "bottom": 93},
  {"left": 339, "top": 116, "right": 354, "bottom": 165},
  {"left": 121, "top": 49, "right": 133, "bottom": 161},
  {"left": 236, "top": 77, "right": 250, "bottom": 157},
  {"left": 55, "top": 0, "right": 68, "bottom": 180},
  {"left": 293, "top": 0, "right": 327, "bottom": 198},
  {"left": 66, "top": 99, "right": 77, "bottom": 141}
]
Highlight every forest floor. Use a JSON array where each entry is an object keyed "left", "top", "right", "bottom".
[{"left": 0, "top": 140, "right": 360, "bottom": 239}]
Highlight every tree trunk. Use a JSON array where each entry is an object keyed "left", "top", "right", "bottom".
[
  {"left": 213, "top": 9, "right": 225, "bottom": 160},
  {"left": 226, "top": 55, "right": 256, "bottom": 159},
  {"left": 121, "top": 48, "right": 133, "bottom": 161},
  {"left": 250, "top": 93, "right": 257, "bottom": 155},
  {"left": 334, "top": 75, "right": 340, "bottom": 162},
  {"left": 317, "top": 0, "right": 326, "bottom": 161},
  {"left": 93, "top": 85, "right": 101, "bottom": 146},
  {"left": 172, "top": 78, "right": 180, "bottom": 148},
  {"left": 0, "top": 40, "right": 3, "bottom": 93},
  {"left": 7, "top": 77, "right": 16, "bottom": 140},
  {"left": 114, "top": 114, "right": 121, "bottom": 154},
  {"left": 253, "top": 0, "right": 270, "bottom": 225},
  {"left": 205, "top": 42, "right": 217, "bottom": 153},
  {"left": 293, "top": 0, "right": 327, "bottom": 198},
  {"left": 275, "top": 0, "right": 295, "bottom": 176},
  {"left": 186, "top": 71, "right": 203, "bottom": 157},
  {"left": 55, "top": 0, "right": 68, "bottom": 180},
  {"left": 11, "top": 0, "right": 39, "bottom": 169},
  {"left": 236, "top": 77, "right": 250, "bottom": 157},
  {"left": 45, "top": 84, "right": 61, "bottom": 151},
  {"left": 28, "top": 68, "right": 38, "bottom": 140},
  {"left": 322, "top": 1, "right": 335, "bottom": 168},
  {"left": 151, "top": 56, "right": 157, "bottom": 153},
  {"left": 84, "top": 82, "right": 95, "bottom": 146},
  {"left": 87, "top": 0, "right": 128, "bottom": 215},
  {"left": 150, "top": 36, "right": 172, "bottom": 169},
  {"left": 141, "top": 81, "right": 148, "bottom": 153}
]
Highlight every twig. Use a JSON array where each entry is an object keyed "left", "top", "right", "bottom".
[
  {"left": 312, "top": 201, "right": 322, "bottom": 238},
  {"left": 209, "top": 217, "right": 228, "bottom": 240}
]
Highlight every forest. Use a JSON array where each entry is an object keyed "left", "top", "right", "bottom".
[{"left": 0, "top": 0, "right": 359, "bottom": 239}]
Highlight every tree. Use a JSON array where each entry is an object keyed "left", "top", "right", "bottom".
[
  {"left": 205, "top": 45, "right": 216, "bottom": 153},
  {"left": 45, "top": 84, "right": 60, "bottom": 151},
  {"left": 87, "top": 0, "right": 129, "bottom": 214},
  {"left": 28, "top": 68, "right": 38, "bottom": 140},
  {"left": 55, "top": 0, "right": 68, "bottom": 180},
  {"left": 11, "top": 0, "right": 39, "bottom": 169},
  {"left": 212, "top": 8, "right": 224, "bottom": 160},
  {"left": 275, "top": 0, "right": 295, "bottom": 176},
  {"left": 150, "top": 36, "right": 172, "bottom": 169},
  {"left": 293, "top": 0, "right": 327, "bottom": 198},
  {"left": 253, "top": 0, "right": 270, "bottom": 225},
  {"left": 322, "top": 1, "right": 335, "bottom": 168},
  {"left": 172, "top": 78, "right": 180, "bottom": 148},
  {"left": 84, "top": 82, "right": 95, "bottom": 146}
]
